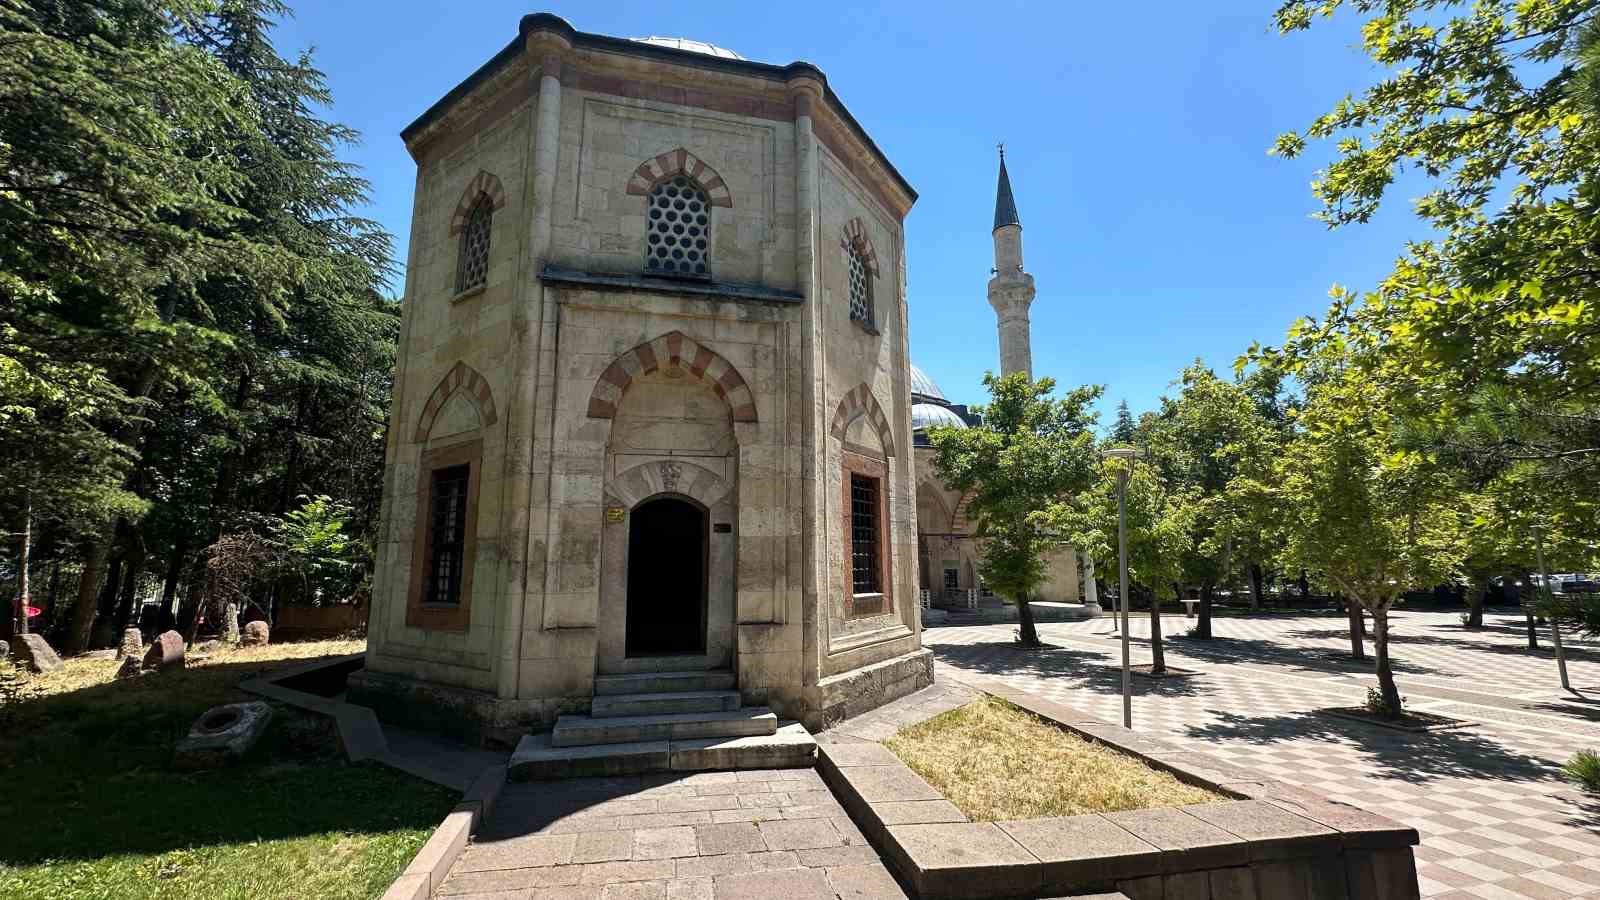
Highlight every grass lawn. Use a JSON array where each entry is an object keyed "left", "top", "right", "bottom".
[
  {"left": 0, "top": 638, "right": 456, "bottom": 900},
  {"left": 884, "top": 696, "right": 1222, "bottom": 821}
]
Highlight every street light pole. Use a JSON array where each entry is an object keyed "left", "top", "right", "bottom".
[
  {"left": 1116, "top": 464, "right": 1131, "bottom": 728},
  {"left": 1534, "top": 524, "right": 1572, "bottom": 693},
  {"left": 1102, "top": 445, "right": 1141, "bottom": 730}
]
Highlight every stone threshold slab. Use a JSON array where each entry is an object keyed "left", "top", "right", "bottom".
[
  {"left": 815, "top": 680, "right": 1421, "bottom": 900},
  {"left": 509, "top": 722, "right": 817, "bottom": 780}
]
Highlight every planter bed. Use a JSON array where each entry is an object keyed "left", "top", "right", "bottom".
[{"left": 818, "top": 680, "right": 1420, "bottom": 900}]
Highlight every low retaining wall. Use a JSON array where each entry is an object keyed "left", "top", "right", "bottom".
[
  {"left": 816, "top": 680, "right": 1420, "bottom": 900},
  {"left": 273, "top": 604, "right": 367, "bottom": 639}
]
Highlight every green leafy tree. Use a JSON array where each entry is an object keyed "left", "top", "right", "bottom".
[
  {"left": 1270, "top": 370, "right": 1465, "bottom": 717},
  {"left": 1143, "top": 363, "right": 1280, "bottom": 637},
  {"left": 1263, "top": 0, "right": 1600, "bottom": 553},
  {"left": 929, "top": 373, "right": 1102, "bottom": 646},
  {"left": 1059, "top": 459, "right": 1196, "bottom": 673},
  {"left": 275, "top": 494, "right": 361, "bottom": 606}
]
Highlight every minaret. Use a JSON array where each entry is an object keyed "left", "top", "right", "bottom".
[{"left": 987, "top": 146, "right": 1036, "bottom": 378}]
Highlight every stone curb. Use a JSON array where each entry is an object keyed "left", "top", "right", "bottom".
[
  {"left": 379, "top": 763, "right": 508, "bottom": 900},
  {"left": 817, "top": 682, "right": 1421, "bottom": 899}
]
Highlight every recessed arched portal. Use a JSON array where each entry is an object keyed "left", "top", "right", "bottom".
[{"left": 626, "top": 494, "right": 708, "bottom": 657}]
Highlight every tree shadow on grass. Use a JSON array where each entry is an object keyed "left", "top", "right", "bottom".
[
  {"left": 1182, "top": 709, "right": 1561, "bottom": 787},
  {"left": 0, "top": 648, "right": 455, "bottom": 867},
  {"left": 929, "top": 641, "right": 1214, "bottom": 699}
]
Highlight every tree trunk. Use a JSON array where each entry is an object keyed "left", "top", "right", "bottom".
[
  {"left": 1149, "top": 592, "right": 1166, "bottom": 674},
  {"left": 160, "top": 539, "right": 188, "bottom": 615},
  {"left": 1522, "top": 571, "right": 1539, "bottom": 648},
  {"left": 1465, "top": 575, "right": 1486, "bottom": 628},
  {"left": 1345, "top": 597, "right": 1365, "bottom": 660},
  {"left": 1194, "top": 582, "right": 1214, "bottom": 639},
  {"left": 1248, "top": 563, "right": 1264, "bottom": 611},
  {"left": 12, "top": 491, "right": 31, "bottom": 638},
  {"left": 112, "top": 547, "right": 144, "bottom": 633},
  {"left": 1015, "top": 590, "right": 1039, "bottom": 647},
  {"left": 1371, "top": 605, "right": 1402, "bottom": 718},
  {"left": 64, "top": 540, "right": 111, "bottom": 654}
]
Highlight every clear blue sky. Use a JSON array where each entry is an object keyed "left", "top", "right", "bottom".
[{"left": 275, "top": 1, "right": 1425, "bottom": 420}]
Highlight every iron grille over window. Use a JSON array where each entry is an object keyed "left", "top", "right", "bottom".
[
  {"left": 847, "top": 245, "right": 873, "bottom": 327},
  {"left": 944, "top": 568, "right": 959, "bottom": 590},
  {"left": 425, "top": 464, "right": 471, "bottom": 605},
  {"left": 646, "top": 176, "right": 711, "bottom": 276},
  {"left": 850, "top": 473, "right": 880, "bottom": 594},
  {"left": 456, "top": 194, "right": 492, "bottom": 294}
]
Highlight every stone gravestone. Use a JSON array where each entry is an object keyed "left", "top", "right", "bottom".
[
  {"left": 143, "top": 630, "right": 186, "bottom": 671},
  {"left": 9, "top": 634, "right": 63, "bottom": 674},
  {"left": 240, "top": 620, "right": 269, "bottom": 647},
  {"left": 223, "top": 602, "right": 240, "bottom": 644}
]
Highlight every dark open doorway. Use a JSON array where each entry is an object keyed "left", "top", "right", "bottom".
[{"left": 626, "top": 495, "right": 707, "bottom": 656}]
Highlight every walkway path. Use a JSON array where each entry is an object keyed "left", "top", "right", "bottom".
[
  {"left": 434, "top": 767, "right": 906, "bottom": 899},
  {"left": 924, "top": 608, "right": 1600, "bottom": 899}
]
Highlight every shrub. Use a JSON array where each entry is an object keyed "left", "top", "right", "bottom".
[
  {"left": 1565, "top": 749, "right": 1600, "bottom": 792},
  {"left": 1364, "top": 685, "right": 1404, "bottom": 717}
]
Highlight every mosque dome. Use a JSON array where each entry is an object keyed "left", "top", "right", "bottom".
[
  {"left": 911, "top": 403, "right": 968, "bottom": 432},
  {"left": 909, "top": 364, "right": 945, "bottom": 402},
  {"left": 631, "top": 36, "right": 746, "bottom": 60}
]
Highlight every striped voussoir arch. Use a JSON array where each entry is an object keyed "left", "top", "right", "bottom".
[
  {"left": 624, "top": 148, "right": 733, "bottom": 208},
  {"left": 829, "top": 383, "right": 895, "bottom": 457},
  {"left": 586, "top": 331, "right": 756, "bottom": 423},
  {"left": 449, "top": 171, "right": 507, "bottom": 235},
  {"left": 414, "top": 361, "right": 498, "bottom": 442}
]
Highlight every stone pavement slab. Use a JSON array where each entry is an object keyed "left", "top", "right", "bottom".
[{"left": 436, "top": 768, "right": 906, "bottom": 900}]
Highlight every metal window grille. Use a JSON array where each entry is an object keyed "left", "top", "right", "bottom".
[
  {"left": 456, "top": 195, "right": 492, "bottom": 294},
  {"left": 847, "top": 245, "right": 873, "bottom": 326},
  {"left": 850, "top": 474, "right": 880, "bottom": 594},
  {"left": 944, "top": 568, "right": 959, "bottom": 590},
  {"left": 425, "top": 464, "right": 470, "bottom": 605},
  {"left": 646, "top": 176, "right": 711, "bottom": 276}
]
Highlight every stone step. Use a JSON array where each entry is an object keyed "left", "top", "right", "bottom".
[
  {"left": 550, "top": 707, "right": 777, "bottom": 747},
  {"left": 591, "top": 690, "right": 742, "bottom": 718},
  {"left": 593, "top": 669, "right": 736, "bottom": 696},
  {"left": 508, "top": 722, "right": 817, "bottom": 780}
]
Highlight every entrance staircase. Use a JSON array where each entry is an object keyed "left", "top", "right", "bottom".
[{"left": 507, "top": 669, "right": 816, "bottom": 780}]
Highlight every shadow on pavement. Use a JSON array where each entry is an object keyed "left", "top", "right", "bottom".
[{"left": 1183, "top": 709, "right": 1560, "bottom": 786}]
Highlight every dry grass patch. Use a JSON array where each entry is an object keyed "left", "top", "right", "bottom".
[{"left": 884, "top": 696, "right": 1222, "bottom": 821}]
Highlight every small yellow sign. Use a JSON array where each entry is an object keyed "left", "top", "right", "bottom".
[{"left": 605, "top": 506, "right": 626, "bottom": 523}]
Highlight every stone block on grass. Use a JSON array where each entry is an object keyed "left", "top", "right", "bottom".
[
  {"left": 174, "top": 701, "right": 273, "bottom": 769},
  {"left": 9, "top": 633, "right": 62, "bottom": 673},
  {"left": 143, "top": 630, "right": 185, "bottom": 671}
]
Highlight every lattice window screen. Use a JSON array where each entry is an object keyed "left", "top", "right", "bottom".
[{"left": 645, "top": 176, "right": 711, "bottom": 276}]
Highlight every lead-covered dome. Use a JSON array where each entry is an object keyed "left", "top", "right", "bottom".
[
  {"left": 912, "top": 403, "right": 968, "bottom": 432},
  {"left": 632, "top": 36, "right": 746, "bottom": 60},
  {"left": 909, "top": 364, "right": 945, "bottom": 402}
]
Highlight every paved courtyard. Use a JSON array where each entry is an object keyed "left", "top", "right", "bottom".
[
  {"left": 924, "top": 608, "right": 1600, "bottom": 899},
  {"left": 435, "top": 767, "right": 904, "bottom": 899}
]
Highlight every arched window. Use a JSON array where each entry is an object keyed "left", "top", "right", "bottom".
[
  {"left": 455, "top": 193, "right": 492, "bottom": 294},
  {"left": 847, "top": 243, "right": 873, "bottom": 327},
  {"left": 842, "top": 218, "right": 879, "bottom": 331},
  {"left": 645, "top": 175, "right": 712, "bottom": 277}
]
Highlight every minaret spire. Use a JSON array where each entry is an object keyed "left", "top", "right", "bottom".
[
  {"left": 987, "top": 145, "right": 1036, "bottom": 378},
  {"left": 993, "top": 145, "right": 1020, "bottom": 232}
]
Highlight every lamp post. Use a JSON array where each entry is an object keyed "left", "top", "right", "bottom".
[
  {"left": 1101, "top": 445, "right": 1142, "bottom": 728},
  {"left": 1533, "top": 523, "right": 1573, "bottom": 693}
]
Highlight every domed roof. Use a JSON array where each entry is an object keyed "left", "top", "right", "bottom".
[
  {"left": 911, "top": 403, "right": 968, "bottom": 432},
  {"left": 632, "top": 36, "right": 746, "bottom": 60},
  {"left": 909, "top": 364, "right": 945, "bottom": 402}
]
